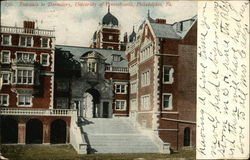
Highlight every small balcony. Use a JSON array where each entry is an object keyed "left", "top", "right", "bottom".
[
  {"left": 1, "top": 26, "right": 54, "bottom": 37},
  {"left": 0, "top": 108, "right": 76, "bottom": 117}
]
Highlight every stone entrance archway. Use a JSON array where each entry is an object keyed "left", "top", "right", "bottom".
[{"left": 83, "top": 88, "right": 101, "bottom": 118}]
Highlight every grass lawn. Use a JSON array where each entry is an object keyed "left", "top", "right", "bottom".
[{"left": 1, "top": 144, "right": 196, "bottom": 160}]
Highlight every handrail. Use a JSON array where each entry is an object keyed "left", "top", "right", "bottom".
[{"left": 0, "top": 108, "right": 75, "bottom": 116}]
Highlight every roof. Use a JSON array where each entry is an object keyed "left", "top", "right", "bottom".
[
  {"left": 55, "top": 45, "right": 128, "bottom": 68},
  {"left": 149, "top": 22, "right": 181, "bottom": 39},
  {"left": 102, "top": 10, "right": 119, "bottom": 26}
]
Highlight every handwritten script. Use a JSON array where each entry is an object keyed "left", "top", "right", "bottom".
[{"left": 197, "top": 1, "right": 249, "bottom": 159}]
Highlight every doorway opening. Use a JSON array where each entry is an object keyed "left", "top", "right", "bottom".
[{"left": 83, "top": 88, "right": 100, "bottom": 118}]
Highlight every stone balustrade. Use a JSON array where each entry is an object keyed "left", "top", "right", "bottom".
[
  {"left": 0, "top": 108, "right": 75, "bottom": 116},
  {"left": 1, "top": 26, "right": 54, "bottom": 36}
]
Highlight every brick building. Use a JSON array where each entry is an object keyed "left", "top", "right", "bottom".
[
  {"left": 0, "top": 8, "right": 197, "bottom": 152},
  {"left": 126, "top": 13, "right": 197, "bottom": 150},
  {"left": 0, "top": 21, "right": 72, "bottom": 145}
]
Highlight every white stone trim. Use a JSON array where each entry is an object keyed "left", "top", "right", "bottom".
[{"left": 161, "top": 117, "right": 196, "bottom": 124}]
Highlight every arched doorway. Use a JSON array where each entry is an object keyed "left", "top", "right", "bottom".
[
  {"left": 1, "top": 117, "right": 18, "bottom": 143},
  {"left": 184, "top": 127, "right": 191, "bottom": 146},
  {"left": 26, "top": 119, "right": 43, "bottom": 144},
  {"left": 50, "top": 119, "right": 66, "bottom": 144},
  {"left": 83, "top": 88, "right": 101, "bottom": 118}
]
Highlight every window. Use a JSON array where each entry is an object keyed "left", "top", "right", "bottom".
[
  {"left": 0, "top": 94, "right": 9, "bottom": 106},
  {"left": 184, "top": 127, "right": 191, "bottom": 146},
  {"left": 2, "top": 35, "right": 11, "bottom": 45},
  {"left": 141, "top": 70, "right": 150, "bottom": 87},
  {"left": 13, "top": 70, "right": 33, "bottom": 84},
  {"left": 130, "top": 51, "right": 135, "bottom": 61},
  {"left": 115, "top": 100, "right": 126, "bottom": 110},
  {"left": 109, "top": 35, "right": 113, "bottom": 40},
  {"left": 56, "top": 81, "right": 69, "bottom": 91},
  {"left": 141, "top": 95, "right": 150, "bottom": 110},
  {"left": 56, "top": 98, "right": 69, "bottom": 109},
  {"left": 130, "top": 99, "right": 137, "bottom": 111},
  {"left": 16, "top": 52, "right": 35, "bottom": 62},
  {"left": 130, "top": 81, "right": 137, "bottom": 93},
  {"left": 18, "top": 95, "right": 32, "bottom": 106},
  {"left": 20, "top": 36, "right": 32, "bottom": 47},
  {"left": 40, "top": 54, "right": 49, "bottom": 66},
  {"left": 115, "top": 84, "right": 127, "bottom": 94},
  {"left": 88, "top": 62, "right": 96, "bottom": 72},
  {"left": 42, "top": 38, "right": 49, "bottom": 48},
  {"left": 113, "top": 55, "right": 120, "bottom": 62},
  {"left": 163, "top": 66, "right": 174, "bottom": 83},
  {"left": 1, "top": 51, "right": 10, "bottom": 63},
  {"left": 162, "top": 93, "right": 173, "bottom": 110},
  {"left": 1, "top": 73, "right": 10, "bottom": 84}
]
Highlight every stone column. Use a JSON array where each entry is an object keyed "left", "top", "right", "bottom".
[
  {"left": 43, "top": 123, "right": 50, "bottom": 144},
  {"left": 18, "top": 121, "right": 26, "bottom": 144}
]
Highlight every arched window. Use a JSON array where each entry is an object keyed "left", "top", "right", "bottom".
[
  {"left": 50, "top": 119, "right": 66, "bottom": 144},
  {"left": 26, "top": 119, "right": 43, "bottom": 144},
  {"left": 184, "top": 127, "right": 191, "bottom": 146}
]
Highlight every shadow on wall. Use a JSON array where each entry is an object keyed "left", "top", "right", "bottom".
[{"left": 77, "top": 117, "right": 97, "bottom": 154}]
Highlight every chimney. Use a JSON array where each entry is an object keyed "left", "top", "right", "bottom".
[
  {"left": 123, "top": 32, "right": 128, "bottom": 43},
  {"left": 23, "top": 21, "right": 35, "bottom": 29},
  {"left": 155, "top": 18, "right": 166, "bottom": 24}
]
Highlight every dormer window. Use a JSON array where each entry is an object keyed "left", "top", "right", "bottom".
[
  {"left": 113, "top": 55, "right": 120, "bottom": 62},
  {"left": 88, "top": 62, "right": 96, "bottom": 73}
]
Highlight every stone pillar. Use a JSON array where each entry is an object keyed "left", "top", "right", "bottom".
[
  {"left": 43, "top": 123, "right": 50, "bottom": 144},
  {"left": 66, "top": 124, "right": 70, "bottom": 143},
  {"left": 18, "top": 121, "right": 26, "bottom": 144}
]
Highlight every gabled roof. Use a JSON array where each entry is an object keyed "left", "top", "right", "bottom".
[
  {"left": 149, "top": 22, "right": 181, "bottom": 39},
  {"left": 55, "top": 45, "right": 128, "bottom": 68}
]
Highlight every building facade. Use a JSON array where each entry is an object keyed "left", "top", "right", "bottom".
[
  {"left": 126, "top": 14, "right": 197, "bottom": 150},
  {"left": 1, "top": 8, "right": 197, "bottom": 151},
  {"left": 0, "top": 21, "right": 72, "bottom": 145}
]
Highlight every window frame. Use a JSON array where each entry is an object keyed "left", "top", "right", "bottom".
[
  {"left": 1, "top": 50, "right": 11, "bottom": 64},
  {"left": 141, "top": 94, "right": 150, "bottom": 110},
  {"left": 16, "top": 51, "right": 36, "bottom": 62},
  {"left": 115, "top": 100, "right": 127, "bottom": 111},
  {"left": 162, "top": 93, "right": 173, "bottom": 110},
  {"left": 115, "top": 83, "right": 127, "bottom": 94},
  {"left": 1, "top": 72, "right": 10, "bottom": 85},
  {"left": 2, "top": 35, "right": 11, "bottom": 45},
  {"left": 17, "top": 94, "right": 32, "bottom": 107},
  {"left": 40, "top": 53, "right": 50, "bottom": 66},
  {"left": 0, "top": 94, "right": 9, "bottom": 106},
  {"left": 163, "top": 65, "right": 174, "bottom": 84},
  {"left": 141, "top": 70, "right": 150, "bottom": 87},
  {"left": 41, "top": 37, "right": 49, "bottom": 48},
  {"left": 19, "top": 36, "right": 33, "bottom": 47},
  {"left": 13, "top": 69, "right": 34, "bottom": 85}
]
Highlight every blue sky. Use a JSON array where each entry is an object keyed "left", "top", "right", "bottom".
[{"left": 1, "top": 1, "right": 197, "bottom": 46}]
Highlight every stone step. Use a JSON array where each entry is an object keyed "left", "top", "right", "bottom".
[{"left": 80, "top": 118, "right": 160, "bottom": 154}]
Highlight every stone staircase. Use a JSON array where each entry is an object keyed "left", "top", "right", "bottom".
[{"left": 79, "top": 117, "right": 160, "bottom": 154}]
